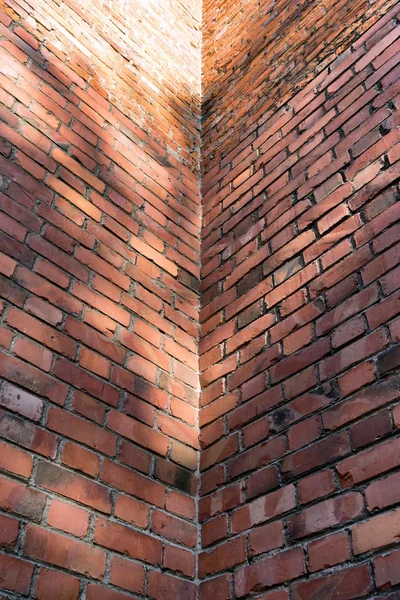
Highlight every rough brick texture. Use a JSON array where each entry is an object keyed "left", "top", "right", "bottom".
[
  {"left": 0, "top": 0, "right": 201, "bottom": 598},
  {"left": 1, "top": 0, "right": 400, "bottom": 598},
  {"left": 199, "top": 0, "right": 400, "bottom": 597}
]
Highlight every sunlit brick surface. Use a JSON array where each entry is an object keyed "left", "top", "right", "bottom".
[{"left": 0, "top": 0, "right": 400, "bottom": 597}]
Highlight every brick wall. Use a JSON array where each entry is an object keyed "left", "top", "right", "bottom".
[
  {"left": 199, "top": 0, "right": 400, "bottom": 598},
  {"left": 1, "top": 0, "right": 400, "bottom": 598},
  {"left": 0, "top": 0, "right": 201, "bottom": 598}
]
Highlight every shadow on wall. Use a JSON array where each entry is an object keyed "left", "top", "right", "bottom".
[{"left": 0, "top": 0, "right": 202, "bottom": 596}]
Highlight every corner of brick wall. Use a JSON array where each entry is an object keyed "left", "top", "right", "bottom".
[
  {"left": 1, "top": 0, "right": 400, "bottom": 598},
  {"left": 199, "top": 0, "right": 400, "bottom": 598},
  {"left": 0, "top": 0, "right": 202, "bottom": 598}
]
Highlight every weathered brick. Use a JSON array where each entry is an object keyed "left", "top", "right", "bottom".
[
  {"left": 288, "top": 492, "right": 363, "bottom": 540},
  {"left": 23, "top": 524, "right": 106, "bottom": 579},
  {"left": 292, "top": 564, "right": 372, "bottom": 600},
  {"left": 234, "top": 548, "right": 305, "bottom": 597}
]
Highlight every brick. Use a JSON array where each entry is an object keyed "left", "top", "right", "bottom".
[
  {"left": 249, "top": 519, "right": 284, "bottom": 557},
  {"left": 101, "top": 459, "right": 165, "bottom": 507},
  {"left": 86, "top": 585, "right": 132, "bottom": 600},
  {"left": 199, "top": 536, "right": 246, "bottom": 577},
  {"left": 24, "top": 524, "right": 105, "bottom": 579},
  {"left": 147, "top": 571, "right": 196, "bottom": 600},
  {"left": 350, "top": 409, "right": 392, "bottom": 449},
  {"left": 337, "top": 436, "right": 400, "bottom": 487},
  {"left": 0, "top": 439, "right": 33, "bottom": 477},
  {"left": 0, "top": 513, "right": 18, "bottom": 548},
  {"left": 281, "top": 431, "right": 349, "bottom": 480},
  {"left": 374, "top": 547, "right": 400, "bottom": 589},
  {"left": 47, "top": 498, "right": 89, "bottom": 537},
  {"left": 353, "top": 506, "right": 400, "bottom": 555},
  {"left": 152, "top": 509, "right": 197, "bottom": 547},
  {"left": 95, "top": 517, "right": 162, "bottom": 564},
  {"left": 308, "top": 531, "right": 351, "bottom": 572},
  {"left": 0, "top": 351, "right": 67, "bottom": 405},
  {"left": 62, "top": 441, "right": 101, "bottom": 478},
  {"left": 199, "top": 480, "right": 243, "bottom": 519},
  {"left": 366, "top": 471, "right": 400, "bottom": 512},
  {"left": 297, "top": 469, "right": 336, "bottom": 505},
  {"left": 247, "top": 465, "right": 280, "bottom": 499},
  {"left": 54, "top": 358, "right": 119, "bottom": 406},
  {"left": 0, "top": 382, "right": 43, "bottom": 421},
  {"left": 323, "top": 375, "right": 398, "bottom": 430},
  {"left": 47, "top": 406, "right": 116, "bottom": 456},
  {"left": 164, "top": 544, "right": 196, "bottom": 577},
  {"left": 35, "top": 568, "right": 80, "bottom": 600},
  {"left": 35, "top": 461, "right": 111, "bottom": 513},
  {"left": 108, "top": 410, "right": 169, "bottom": 456},
  {"left": 232, "top": 485, "right": 295, "bottom": 533},
  {"left": 165, "top": 490, "right": 195, "bottom": 520},
  {"left": 235, "top": 548, "right": 305, "bottom": 597},
  {"left": 227, "top": 435, "right": 286, "bottom": 480},
  {"left": 0, "top": 410, "right": 58, "bottom": 458},
  {"left": 292, "top": 564, "right": 372, "bottom": 600},
  {"left": 115, "top": 494, "right": 149, "bottom": 528},
  {"left": 288, "top": 492, "right": 363, "bottom": 540},
  {"left": 110, "top": 556, "right": 145, "bottom": 595},
  {"left": 0, "top": 553, "right": 34, "bottom": 595}
]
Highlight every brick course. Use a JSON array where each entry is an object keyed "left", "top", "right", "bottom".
[
  {"left": 0, "top": 0, "right": 399, "bottom": 598},
  {"left": 199, "top": 0, "right": 400, "bottom": 598}
]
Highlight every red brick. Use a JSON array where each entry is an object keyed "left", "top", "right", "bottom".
[
  {"left": 165, "top": 490, "right": 195, "bottom": 520},
  {"left": 199, "top": 536, "right": 246, "bottom": 577},
  {"left": 337, "top": 436, "right": 400, "bottom": 487},
  {"left": 200, "top": 574, "right": 231, "bottom": 600},
  {"left": 107, "top": 410, "right": 169, "bottom": 456},
  {"left": 14, "top": 337, "right": 53, "bottom": 371},
  {"left": 202, "top": 514, "right": 228, "bottom": 547},
  {"left": 102, "top": 459, "right": 165, "bottom": 506},
  {"left": 0, "top": 553, "right": 34, "bottom": 595},
  {"left": 151, "top": 509, "right": 197, "bottom": 547},
  {"left": 47, "top": 498, "right": 89, "bottom": 537},
  {"left": 0, "top": 381, "right": 43, "bottom": 421},
  {"left": 61, "top": 441, "right": 101, "bottom": 478},
  {"left": 308, "top": 531, "right": 351, "bottom": 572},
  {"left": 292, "top": 564, "right": 372, "bottom": 600},
  {"left": 288, "top": 415, "right": 321, "bottom": 451},
  {"left": 0, "top": 351, "right": 67, "bottom": 405},
  {"left": 47, "top": 406, "right": 116, "bottom": 456},
  {"left": 86, "top": 585, "right": 132, "bottom": 600},
  {"left": 235, "top": 547, "right": 305, "bottom": 597},
  {"left": 54, "top": 358, "right": 119, "bottom": 406},
  {"left": 232, "top": 485, "right": 296, "bottom": 533},
  {"left": 110, "top": 555, "right": 145, "bottom": 595},
  {"left": 247, "top": 465, "right": 280, "bottom": 499},
  {"left": 115, "top": 494, "right": 149, "bottom": 528},
  {"left": 350, "top": 409, "right": 392, "bottom": 449},
  {"left": 288, "top": 492, "right": 363, "bottom": 540},
  {"left": 147, "top": 571, "right": 196, "bottom": 600},
  {"left": 35, "top": 461, "right": 111, "bottom": 513},
  {"left": 35, "top": 568, "right": 80, "bottom": 600},
  {"left": 95, "top": 517, "right": 162, "bottom": 564},
  {"left": 0, "top": 439, "right": 33, "bottom": 477},
  {"left": 374, "top": 547, "right": 400, "bottom": 589},
  {"left": 0, "top": 513, "right": 19, "bottom": 548},
  {"left": 164, "top": 545, "right": 196, "bottom": 577},
  {"left": 7, "top": 307, "right": 76, "bottom": 358},
  {"left": 249, "top": 519, "right": 284, "bottom": 557},
  {"left": 282, "top": 431, "right": 349, "bottom": 480},
  {"left": 353, "top": 506, "right": 400, "bottom": 555},
  {"left": 297, "top": 469, "right": 336, "bottom": 505},
  {"left": 24, "top": 524, "right": 105, "bottom": 579},
  {"left": 199, "top": 481, "right": 244, "bottom": 521}
]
